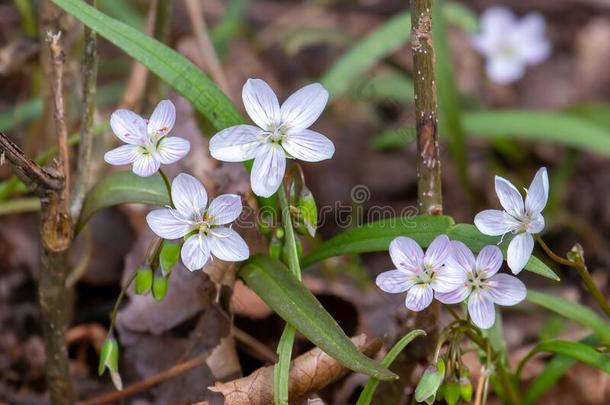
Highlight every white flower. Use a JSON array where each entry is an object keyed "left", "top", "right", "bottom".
[
  {"left": 474, "top": 167, "right": 548, "bottom": 274},
  {"left": 436, "top": 242, "right": 526, "bottom": 329},
  {"left": 472, "top": 7, "right": 550, "bottom": 84},
  {"left": 146, "top": 173, "right": 249, "bottom": 271},
  {"left": 104, "top": 100, "right": 191, "bottom": 177},
  {"left": 375, "top": 235, "right": 464, "bottom": 312},
  {"left": 209, "top": 79, "right": 335, "bottom": 197}
]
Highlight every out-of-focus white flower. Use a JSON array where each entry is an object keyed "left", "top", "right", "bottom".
[
  {"left": 472, "top": 7, "right": 550, "bottom": 84},
  {"left": 474, "top": 168, "right": 549, "bottom": 274},
  {"left": 104, "top": 100, "right": 190, "bottom": 177},
  {"left": 436, "top": 242, "right": 526, "bottom": 329},
  {"left": 375, "top": 235, "right": 463, "bottom": 311},
  {"left": 146, "top": 173, "right": 249, "bottom": 271},
  {"left": 209, "top": 78, "right": 335, "bottom": 197}
]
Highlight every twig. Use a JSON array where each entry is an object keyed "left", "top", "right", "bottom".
[
  {"left": 183, "top": 0, "right": 230, "bottom": 94},
  {"left": 70, "top": 0, "right": 98, "bottom": 221},
  {"left": 233, "top": 326, "right": 278, "bottom": 363},
  {"left": 84, "top": 350, "right": 212, "bottom": 405}
]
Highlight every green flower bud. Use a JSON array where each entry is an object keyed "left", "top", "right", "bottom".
[
  {"left": 152, "top": 275, "right": 169, "bottom": 301},
  {"left": 98, "top": 338, "right": 123, "bottom": 390},
  {"left": 269, "top": 235, "right": 283, "bottom": 260},
  {"left": 134, "top": 266, "right": 153, "bottom": 295},
  {"left": 415, "top": 359, "right": 445, "bottom": 403},
  {"left": 460, "top": 377, "right": 473, "bottom": 402},
  {"left": 444, "top": 380, "right": 461, "bottom": 405},
  {"left": 159, "top": 241, "right": 180, "bottom": 276},
  {"left": 293, "top": 186, "right": 317, "bottom": 237}
]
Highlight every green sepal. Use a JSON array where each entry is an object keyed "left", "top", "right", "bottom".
[
  {"left": 415, "top": 359, "right": 445, "bottom": 403},
  {"left": 159, "top": 241, "right": 180, "bottom": 276},
  {"left": 152, "top": 275, "right": 169, "bottom": 301},
  {"left": 460, "top": 377, "right": 473, "bottom": 402},
  {"left": 134, "top": 266, "right": 153, "bottom": 295},
  {"left": 293, "top": 186, "right": 318, "bottom": 237},
  {"left": 98, "top": 338, "right": 119, "bottom": 375},
  {"left": 444, "top": 380, "right": 462, "bottom": 405}
]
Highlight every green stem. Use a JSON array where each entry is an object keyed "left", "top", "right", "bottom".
[
  {"left": 107, "top": 271, "right": 137, "bottom": 336},
  {"left": 536, "top": 235, "right": 610, "bottom": 318},
  {"left": 273, "top": 184, "right": 302, "bottom": 405},
  {"left": 158, "top": 169, "right": 173, "bottom": 206}
]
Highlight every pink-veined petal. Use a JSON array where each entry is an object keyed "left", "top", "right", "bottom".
[
  {"left": 181, "top": 233, "right": 210, "bottom": 271},
  {"left": 280, "top": 83, "right": 328, "bottom": 131},
  {"left": 208, "top": 194, "right": 242, "bottom": 225},
  {"left": 431, "top": 265, "right": 468, "bottom": 293},
  {"left": 525, "top": 167, "right": 549, "bottom": 214},
  {"left": 528, "top": 212, "right": 545, "bottom": 234},
  {"left": 208, "top": 227, "right": 250, "bottom": 262},
  {"left": 376, "top": 269, "right": 416, "bottom": 294},
  {"left": 209, "top": 125, "right": 262, "bottom": 162},
  {"left": 507, "top": 232, "right": 534, "bottom": 274},
  {"left": 446, "top": 240, "right": 475, "bottom": 274},
  {"left": 424, "top": 234, "right": 451, "bottom": 269},
  {"left": 132, "top": 154, "right": 160, "bottom": 177},
  {"left": 474, "top": 209, "right": 519, "bottom": 236},
  {"left": 146, "top": 209, "right": 191, "bottom": 239},
  {"left": 495, "top": 176, "right": 525, "bottom": 216},
  {"left": 405, "top": 284, "right": 433, "bottom": 312},
  {"left": 389, "top": 236, "right": 424, "bottom": 272},
  {"left": 156, "top": 136, "right": 190, "bottom": 165},
  {"left": 476, "top": 245, "right": 504, "bottom": 278},
  {"left": 171, "top": 173, "right": 208, "bottom": 218},
  {"left": 250, "top": 144, "right": 286, "bottom": 198},
  {"left": 147, "top": 99, "right": 176, "bottom": 137},
  {"left": 468, "top": 290, "right": 496, "bottom": 329},
  {"left": 435, "top": 285, "right": 471, "bottom": 305},
  {"left": 110, "top": 109, "right": 147, "bottom": 145},
  {"left": 242, "top": 78, "right": 280, "bottom": 130},
  {"left": 486, "top": 273, "right": 527, "bottom": 306},
  {"left": 104, "top": 144, "right": 140, "bottom": 166},
  {"left": 281, "top": 129, "right": 334, "bottom": 162}
]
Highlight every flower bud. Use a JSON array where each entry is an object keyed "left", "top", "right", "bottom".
[
  {"left": 269, "top": 235, "right": 283, "bottom": 260},
  {"left": 460, "top": 377, "right": 473, "bottom": 402},
  {"left": 159, "top": 241, "right": 180, "bottom": 276},
  {"left": 293, "top": 186, "right": 318, "bottom": 237},
  {"left": 415, "top": 359, "right": 445, "bottom": 403},
  {"left": 98, "top": 338, "right": 123, "bottom": 390},
  {"left": 134, "top": 266, "right": 153, "bottom": 295},
  {"left": 443, "top": 379, "right": 461, "bottom": 405},
  {"left": 152, "top": 275, "right": 169, "bottom": 301}
]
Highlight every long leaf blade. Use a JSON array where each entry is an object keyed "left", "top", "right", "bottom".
[
  {"left": 78, "top": 171, "right": 170, "bottom": 231},
  {"left": 52, "top": 0, "right": 243, "bottom": 130},
  {"left": 238, "top": 255, "right": 397, "bottom": 381}
]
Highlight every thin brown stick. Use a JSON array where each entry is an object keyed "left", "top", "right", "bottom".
[
  {"left": 233, "top": 326, "right": 278, "bottom": 363},
  {"left": 183, "top": 0, "right": 230, "bottom": 94},
  {"left": 70, "top": 0, "right": 98, "bottom": 221},
  {"left": 84, "top": 350, "right": 212, "bottom": 405}
]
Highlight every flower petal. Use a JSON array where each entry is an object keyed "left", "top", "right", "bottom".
[
  {"left": 104, "top": 144, "right": 140, "bottom": 166},
  {"left": 405, "top": 284, "right": 433, "bottom": 312},
  {"left": 147, "top": 99, "right": 176, "bottom": 137},
  {"left": 280, "top": 83, "right": 328, "bottom": 131},
  {"left": 507, "top": 232, "right": 534, "bottom": 274},
  {"left": 389, "top": 236, "right": 424, "bottom": 272},
  {"left": 250, "top": 144, "right": 286, "bottom": 197},
  {"left": 132, "top": 154, "right": 160, "bottom": 177},
  {"left": 468, "top": 290, "right": 496, "bottom": 329},
  {"left": 181, "top": 233, "right": 210, "bottom": 271},
  {"left": 495, "top": 176, "right": 525, "bottom": 217},
  {"left": 110, "top": 109, "right": 147, "bottom": 145},
  {"left": 525, "top": 167, "right": 549, "bottom": 214},
  {"left": 208, "top": 227, "right": 250, "bottom": 262},
  {"left": 435, "top": 285, "right": 471, "bottom": 305},
  {"left": 424, "top": 234, "right": 451, "bottom": 269},
  {"left": 516, "top": 14, "right": 550, "bottom": 64},
  {"left": 486, "top": 274, "right": 527, "bottom": 306},
  {"left": 446, "top": 240, "right": 475, "bottom": 274},
  {"left": 209, "top": 125, "right": 262, "bottom": 162},
  {"left": 376, "top": 269, "right": 416, "bottom": 294},
  {"left": 242, "top": 78, "right": 280, "bottom": 130},
  {"left": 281, "top": 129, "right": 334, "bottom": 162},
  {"left": 528, "top": 212, "right": 545, "bottom": 234},
  {"left": 431, "top": 265, "right": 468, "bottom": 293},
  {"left": 486, "top": 57, "right": 525, "bottom": 85},
  {"left": 474, "top": 209, "right": 519, "bottom": 236},
  {"left": 476, "top": 245, "right": 504, "bottom": 278},
  {"left": 207, "top": 194, "right": 242, "bottom": 225},
  {"left": 156, "top": 137, "right": 190, "bottom": 165},
  {"left": 171, "top": 173, "right": 208, "bottom": 218},
  {"left": 146, "top": 209, "right": 191, "bottom": 239},
  {"left": 480, "top": 7, "right": 516, "bottom": 36}
]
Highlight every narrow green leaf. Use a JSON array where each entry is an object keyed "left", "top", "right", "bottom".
[
  {"left": 321, "top": 11, "right": 411, "bottom": 98},
  {"left": 527, "top": 290, "right": 610, "bottom": 344},
  {"left": 516, "top": 340, "right": 610, "bottom": 378},
  {"left": 524, "top": 335, "right": 599, "bottom": 405},
  {"left": 356, "top": 329, "right": 426, "bottom": 405},
  {"left": 351, "top": 70, "right": 415, "bottom": 105},
  {"left": 211, "top": 0, "right": 249, "bottom": 57},
  {"left": 442, "top": 2, "right": 479, "bottom": 33},
  {"left": 52, "top": 0, "right": 243, "bottom": 130},
  {"left": 239, "top": 255, "right": 397, "bottom": 381},
  {"left": 463, "top": 111, "right": 610, "bottom": 157},
  {"left": 78, "top": 171, "right": 170, "bottom": 232},
  {"left": 273, "top": 325, "right": 296, "bottom": 405},
  {"left": 370, "top": 128, "right": 416, "bottom": 150}
]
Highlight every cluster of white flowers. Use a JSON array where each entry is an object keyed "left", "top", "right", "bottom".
[
  {"left": 377, "top": 168, "right": 548, "bottom": 329},
  {"left": 104, "top": 79, "right": 334, "bottom": 272}
]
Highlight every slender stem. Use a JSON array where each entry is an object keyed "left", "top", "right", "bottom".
[
  {"left": 158, "top": 169, "right": 173, "bottom": 205},
  {"left": 536, "top": 235, "right": 610, "bottom": 318},
  {"left": 107, "top": 271, "right": 138, "bottom": 336},
  {"left": 273, "top": 183, "right": 302, "bottom": 405}
]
